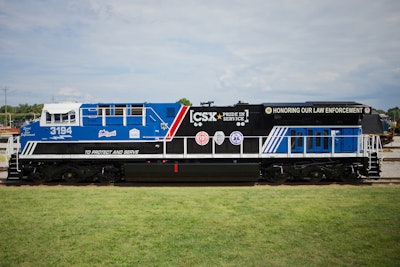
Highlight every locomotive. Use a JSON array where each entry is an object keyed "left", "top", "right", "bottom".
[{"left": 7, "top": 101, "right": 382, "bottom": 183}]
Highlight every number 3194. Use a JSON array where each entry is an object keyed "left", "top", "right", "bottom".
[{"left": 50, "top": 126, "right": 72, "bottom": 135}]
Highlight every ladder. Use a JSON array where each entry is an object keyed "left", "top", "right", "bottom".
[
  {"left": 365, "top": 135, "right": 382, "bottom": 178},
  {"left": 5, "top": 136, "right": 20, "bottom": 180},
  {"left": 7, "top": 154, "right": 20, "bottom": 179}
]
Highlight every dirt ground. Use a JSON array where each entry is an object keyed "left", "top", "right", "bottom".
[{"left": 381, "top": 136, "right": 400, "bottom": 178}]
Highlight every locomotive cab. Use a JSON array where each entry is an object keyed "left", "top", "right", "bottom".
[{"left": 40, "top": 103, "right": 81, "bottom": 127}]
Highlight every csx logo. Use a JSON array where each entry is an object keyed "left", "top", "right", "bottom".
[{"left": 190, "top": 111, "right": 217, "bottom": 127}]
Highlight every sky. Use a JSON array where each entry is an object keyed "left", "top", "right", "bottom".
[{"left": 0, "top": 0, "right": 399, "bottom": 110}]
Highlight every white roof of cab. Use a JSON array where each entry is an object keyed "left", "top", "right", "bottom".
[{"left": 43, "top": 103, "right": 82, "bottom": 114}]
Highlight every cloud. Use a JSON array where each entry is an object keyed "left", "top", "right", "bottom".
[
  {"left": 58, "top": 87, "right": 82, "bottom": 98},
  {"left": 0, "top": 0, "right": 399, "bottom": 110}
]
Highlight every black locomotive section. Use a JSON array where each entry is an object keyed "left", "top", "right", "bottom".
[{"left": 162, "top": 102, "right": 375, "bottom": 184}]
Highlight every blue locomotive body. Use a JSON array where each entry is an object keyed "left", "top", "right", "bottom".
[
  {"left": 262, "top": 126, "right": 361, "bottom": 154},
  {"left": 20, "top": 102, "right": 185, "bottom": 143},
  {"left": 9, "top": 101, "right": 381, "bottom": 183}
]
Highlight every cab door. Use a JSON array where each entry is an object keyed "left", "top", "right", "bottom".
[
  {"left": 334, "top": 128, "right": 359, "bottom": 153},
  {"left": 289, "top": 129, "right": 305, "bottom": 153},
  {"left": 306, "top": 128, "right": 331, "bottom": 153}
]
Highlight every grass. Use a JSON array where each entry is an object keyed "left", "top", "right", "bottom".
[{"left": 0, "top": 185, "right": 399, "bottom": 266}]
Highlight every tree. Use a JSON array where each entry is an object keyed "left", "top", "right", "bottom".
[
  {"left": 177, "top": 98, "right": 192, "bottom": 106},
  {"left": 0, "top": 103, "right": 43, "bottom": 126},
  {"left": 388, "top": 107, "right": 400, "bottom": 121},
  {"left": 0, "top": 105, "right": 12, "bottom": 113}
]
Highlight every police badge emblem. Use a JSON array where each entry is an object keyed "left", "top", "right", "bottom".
[
  {"left": 229, "top": 131, "right": 243, "bottom": 145},
  {"left": 213, "top": 131, "right": 225, "bottom": 145},
  {"left": 195, "top": 131, "right": 210, "bottom": 146}
]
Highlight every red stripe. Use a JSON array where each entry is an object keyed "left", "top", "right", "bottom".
[{"left": 165, "top": 105, "right": 189, "bottom": 141}]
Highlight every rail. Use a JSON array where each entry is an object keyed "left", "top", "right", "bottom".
[
  {"left": 80, "top": 106, "right": 167, "bottom": 127},
  {"left": 0, "top": 136, "right": 19, "bottom": 168}
]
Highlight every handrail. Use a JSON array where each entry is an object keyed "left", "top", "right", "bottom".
[
  {"left": 80, "top": 106, "right": 168, "bottom": 128},
  {"left": 155, "top": 134, "right": 379, "bottom": 159},
  {"left": 2, "top": 136, "right": 20, "bottom": 168}
]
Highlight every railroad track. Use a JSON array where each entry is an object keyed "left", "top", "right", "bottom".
[
  {"left": 362, "top": 177, "right": 400, "bottom": 184},
  {"left": 383, "top": 158, "right": 400, "bottom": 161},
  {"left": 1, "top": 177, "right": 399, "bottom": 186}
]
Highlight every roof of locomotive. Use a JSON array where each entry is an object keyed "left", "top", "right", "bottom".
[
  {"left": 81, "top": 102, "right": 183, "bottom": 106},
  {"left": 42, "top": 102, "right": 82, "bottom": 114},
  {"left": 42, "top": 101, "right": 369, "bottom": 110},
  {"left": 261, "top": 101, "right": 365, "bottom": 107},
  {"left": 198, "top": 101, "right": 368, "bottom": 108}
]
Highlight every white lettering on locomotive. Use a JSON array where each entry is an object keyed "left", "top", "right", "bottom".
[
  {"left": 190, "top": 109, "right": 249, "bottom": 127},
  {"left": 98, "top": 129, "right": 117, "bottom": 138},
  {"left": 190, "top": 111, "right": 217, "bottom": 127},
  {"left": 49, "top": 126, "right": 73, "bottom": 140},
  {"left": 85, "top": 149, "right": 139, "bottom": 155},
  {"left": 50, "top": 126, "right": 72, "bottom": 135},
  {"left": 266, "top": 106, "right": 365, "bottom": 114},
  {"left": 21, "top": 127, "right": 35, "bottom": 137}
]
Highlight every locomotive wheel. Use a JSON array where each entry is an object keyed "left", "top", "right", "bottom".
[
  {"left": 269, "top": 176, "right": 287, "bottom": 184},
  {"left": 268, "top": 172, "right": 288, "bottom": 184},
  {"left": 94, "top": 172, "right": 114, "bottom": 183},
  {"left": 61, "top": 169, "right": 81, "bottom": 183},
  {"left": 339, "top": 174, "right": 359, "bottom": 183},
  {"left": 97, "top": 166, "right": 121, "bottom": 183},
  {"left": 339, "top": 166, "right": 360, "bottom": 183},
  {"left": 29, "top": 172, "right": 46, "bottom": 184},
  {"left": 263, "top": 165, "right": 289, "bottom": 184},
  {"left": 308, "top": 170, "right": 323, "bottom": 183}
]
